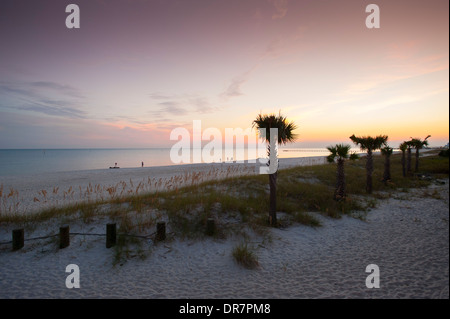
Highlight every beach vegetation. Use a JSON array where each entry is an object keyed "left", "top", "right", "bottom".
[
  {"left": 380, "top": 145, "right": 393, "bottom": 185},
  {"left": 405, "top": 140, "right": 414, "bottom": 176},
  {"left": 399, "top": 142, "right": 408, "bottom": 177},
  {"left": 252, "top": 112, "right": 298, "bottom": 226},
  {"left": 349, "top": 134, "right": 388, "bottom": 194},
  {"left": 438, "top": 149, "right": 449, "bottom": 157},
  {"left": 0, "top": 152, "right": 448, "bottom": 265},
  {"left": 409, "top": 135, "right": 431, "bottom": 172},
  {"left": 232, "top": 242, "right": 259, "bottom": 269},
  {"left": 326, "top": 144, "right": 359, "bottom": 201}
]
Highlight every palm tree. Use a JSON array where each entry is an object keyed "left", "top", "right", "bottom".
[
  {"left": 326, "top": 144, "right": 359, "bottom": 201},
  {"left": 399, "top": 142, "right": 408, "bottom": 177},
  {"left": 349, "top": 134, "right": 388, "bottom": 194},
  {"left": 409, "top": 135, "right": 431, "bottom": 172},
  {"left": 253, "top": 112, "right": 297, "bottom": 226},
  {"left": 380, "top": 145, "right": 393, "bottom": 185},
  {"left": 406, "top": 141, "right": 413, "bottom": 176}
]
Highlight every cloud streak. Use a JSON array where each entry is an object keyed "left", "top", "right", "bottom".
[
  {"left": 148, "top": 92, "right": 219, "bottom": 118},
  {"left": 158, "top": 101, "right": 188, "bottom": 115},
  {"left": 268, "top": 0, "right": 289, "bottom": 19},
  {"left": 220, "top": 77, "right": 246, "bottom": 99},
  {"left": 15, "top": 102, "right": 86, "bottom": 119},
  {"left": 29, "top": 81, "right": 85, "bottom": 99},
  {"left": 0, "top": 81, "right": 87, "bottom": 119},
  {"left": 220, "top": 66, "right": 258, "bottom": 101}
]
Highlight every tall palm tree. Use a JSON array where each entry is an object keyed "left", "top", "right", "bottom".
[
  {"left": 253, "top": 112, "right": 297, "bottom": 226},
  {"left": 409, "top": 135, "right": 431, "bottom": 172},
  {"left": 326, "top": 144, "right": 359, "bottom": 201},
  {"left": 380, "top": 145, "right": 393, "bottom": 185},
  {"left": 349, "top": 134, "right": 388, "bottom": 194},
  {"left": 406, "top": 141, "right": 413, "bottom": 176},
  {"left": 399, "top": 142, "right": 408, "bottom": 177}
]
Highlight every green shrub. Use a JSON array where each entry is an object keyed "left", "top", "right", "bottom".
[{"left": 232, "top": 242, "right": 259, "bottom": 269}]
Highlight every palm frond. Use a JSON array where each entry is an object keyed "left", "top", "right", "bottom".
[
  {"left": 327, "top": 144, "right": 355, "bottom": 161},
  {"left": 326, "top": 145, "right": 337, "bottom": 163},
  {"left": 350, "top": 134, "right": 388, "bottom": 151},
  {"left": 381, "top": 146, "right": 393, "bottom": 156},
  {"left": 399, "top": 142, "right": 408, "bottom": 152},
  {"left": 349, "top": 152, "right": 359, "bottom": 161},
  {"left": 336, "top": 144, "right": 351, "bottom": 158},
  {"left": 253, "top": 112, "right": 298, "bottom": 145}
]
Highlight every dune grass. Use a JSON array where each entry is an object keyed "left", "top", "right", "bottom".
[
  {"left": 232, "top": 242, "right": 260, "bottom": 269},
  {"left": 2, "top": 152, "right": 448, "bottom": 227},
  {"left": 1, "top": 152, "right": 448, "bottom": 263}
]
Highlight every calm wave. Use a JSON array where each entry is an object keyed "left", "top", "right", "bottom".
[{"left": 0, "top": 148, "right": 333, "bottom": 177}]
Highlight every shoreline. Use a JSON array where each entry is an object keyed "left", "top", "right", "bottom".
[
  {"left": 1, "top": 156, "right": 327, "bottom": 215},
  {"left": 0, "top": 152, "right": 448, "bottom": 299}
]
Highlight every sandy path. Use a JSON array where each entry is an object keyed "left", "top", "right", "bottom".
[{"left": 0, "top": 179, "right": 447, "bottom": 299}]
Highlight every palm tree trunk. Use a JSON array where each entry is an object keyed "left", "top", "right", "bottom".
[
  {"left": 401, "top": 150, "right": 406, "bottom": 177},
  {"left": 269, "top": 172, "right": 277, "bottom": 226},
  {"left": 334, "top": 159, "right": 345, "bottom": 201},
  {"left": 415, "top": 148, "right": 420, "bottom": 172},
  {"left": 383, "top": 153, "right": 391, "bottom": 185},
  {"left": 267, "top": 144, "right": 277, "bottom": 226},
  {"left": 366, "top": 150, "right": 373, "bottom": 194},
  {"left": 407, "top": 147, "right": 412, "bottom": 176}
]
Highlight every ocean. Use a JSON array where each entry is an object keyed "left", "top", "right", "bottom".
[{"left": 0, "top": 148, "right": 334, "bottom": 177}]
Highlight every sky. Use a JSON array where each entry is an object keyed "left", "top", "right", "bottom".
[{"left": 0, "top": 0, "right": 448, "bottom": 149}]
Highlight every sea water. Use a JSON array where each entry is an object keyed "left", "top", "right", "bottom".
[{"left": 0, "top": 148, "right": 333, "bottom": 177}]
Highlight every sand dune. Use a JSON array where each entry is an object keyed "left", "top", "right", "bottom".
[
  {"left": 0, "top": 157, "right": 448, "bottom": 299},
  {"left": 0, "top": 157, "right": 326, "bottom": 215}
]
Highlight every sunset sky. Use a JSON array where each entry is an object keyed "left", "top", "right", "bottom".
[{"left": 0, "top": 0, "right": 448, "bottom": 149}]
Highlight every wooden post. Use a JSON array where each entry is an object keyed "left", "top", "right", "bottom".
[
  {"left": 106, "top": 223, "right": 116, "bottom": 248},
  {"left": 59, "top": 225, "right": 70, "bottom": 249},
  {"left": 206, "top": 218, "right": 216, "bottom": 236},
  {"left": 156, "top": 222, "right": 166, "bottom": 241},
  {"left": 12, "top": 228, "right": 24, "bottom": 251}
]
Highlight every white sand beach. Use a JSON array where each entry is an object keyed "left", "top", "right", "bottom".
[
  {"left": 0, "top": 157, "right": 326, "bottom": 215},
  {"left": 0, "top": 157, "right": 448, "bottom": 299}
]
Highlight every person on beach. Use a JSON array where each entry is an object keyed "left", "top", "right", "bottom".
[
  {"left": 110, "top": 162, "right": 119, "bottom": 169},
  {"left": 141, "top": 161, "right": 144, "bottom": 167}
]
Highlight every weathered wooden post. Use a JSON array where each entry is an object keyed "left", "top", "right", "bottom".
[
  {"left": 206, "top": 218, "right": 216, "bottom": 236},
  {"left": 12, "top": 228, "right": 24, "bottom": 251},
  {"left": 156, "top": 221, "right": 166, "bottom": 241},
  {"left": 59, "top": 225, "right": 70, "bottom": 249},
  {"left": 106, "top": 223, "right": 116, "bottom": 248}
]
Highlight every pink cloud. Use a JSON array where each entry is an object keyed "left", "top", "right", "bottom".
[{"left": 268, "top": 0, "right": 289, "bottom": 19}]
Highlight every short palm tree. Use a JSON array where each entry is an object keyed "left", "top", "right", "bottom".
[
  {"left": 409, "top": 135, "right": 431, "bottom": 172},
  {"left": 349, "top": 134, "right": 388, "bottom": 194},
  {"left": 380, "top": 145, "right": 393, "bottom": 185},
  {"left": 327, "top": 144, "right": 359, "bottom": 201},
  {"left": 252, "top": 112, "right": 297, "bottom": 226},
  {"left": 399, "top": 142, "right": 408, "bottom": 177}
]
